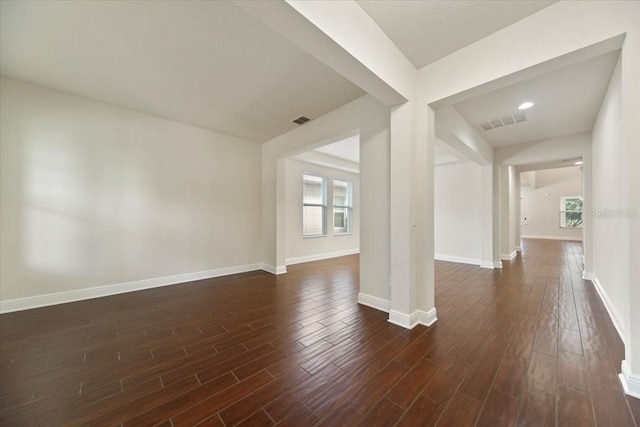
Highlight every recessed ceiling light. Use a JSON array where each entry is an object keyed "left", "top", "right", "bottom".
[
  {"left": 574, "top": 161, "right": 583, "bottom": 165},
  {"left": 518, "top": 102, "right": 534, "bottom": 110}
]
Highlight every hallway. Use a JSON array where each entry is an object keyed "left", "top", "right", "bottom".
[
  {"left": 433, "top": 238, "right": 638, "bottom": 426},
  {"left": 1, "top": 240, "right": 638, "bottom": 425}
]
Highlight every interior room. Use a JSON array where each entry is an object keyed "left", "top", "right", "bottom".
[
  {"left": 285, "top": 135, "right": 361, "bottom": 267},
  {"left": 520, "top": 166, "right": 584, "bottom": 242},
  {"left": 1, "top": 1, "right": 639, "bottom": 425}
]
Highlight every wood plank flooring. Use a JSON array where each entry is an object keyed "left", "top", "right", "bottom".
[{"left": 1, "top": 239, "right": 638, "bottom": 426}]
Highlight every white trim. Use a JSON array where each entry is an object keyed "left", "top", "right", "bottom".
[
  {"left": 357, "top": 293, "right": 390, "bottom": 312},
  {"left": 388, "top": 308, "right": 438, "bottom": 329},
  {"left": 261, "top": 264, "right": 287, "bottom": 275},
  {"left": 0, "top": 263, "right": 263, "bottom": 314},
  {"left": 415, "top": 308, "right": 438, "bottom": 327},
  {"left": 295, "top": 157, "right": 359, "bottom": 175},
  {"left": 516, "top": 246, "right": 523, "bottom": 252},
  {"left": 388, "top": 310, "right": 414, "bottom": 329},
  {"left": 285, "top": 248, "right": 359, "bottom": 265},
  {"left": 620, "top": 360, "right": 640, "bottom": 398},
  {"left": 589, "top": 275, "right": 625, "bottom": 343},
  {"left": 480, "top": 260, "right": 503, "bottom": 269},
  {"left": 500, "top": 251, "right": 517, "bottom": 261},
  {"left": 434, "top": 254, "right": 481, "bottom": 266},
  {"left": 582, "top": 271, "right": 595, "bottom": 281},
  {"left": 521, "top": 235, "right": 582, "bottom": 241}
]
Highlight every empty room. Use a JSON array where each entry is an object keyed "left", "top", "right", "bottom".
[{"left": 1, "top": 1, "right": 639, "bottom": 426}]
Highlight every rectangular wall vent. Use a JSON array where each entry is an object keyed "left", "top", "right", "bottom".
[
  {"left": 477, "top": 112, "right": 527, "bottom": 131},
  {"left": 293, "top": 116, "right": 311, "bottom": 125}
]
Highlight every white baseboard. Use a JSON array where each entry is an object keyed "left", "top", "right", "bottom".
[
  {"left": 521, "top": 235, "right": 582, "bottom": 242},
  {"left": 415, "top": 308, "right": 438, "bottom": 327},
  {"left": 261, "top": 264, "right": 287, "bottom": 275},
  {"left": 480, "top": 260, "right": 503, "bottom": 269},
  {"left": 586, "top": 274, "right": 635, "bottom": 398},
  {"left": 388, "top": 307, "right": 437, "bottom": 329},
  {"left": 357, "top": 293, "right": 390, "bottom": 313},
  {"left": 516, "top": 246, "right": 522, "bottom": 252},
  {"left": 590, "top": 275, "right": 625, "bottom": 343},
  {"left": 285, "top": 248, "right": 359, "bottom": 266},
  {"left": 501, "top": 251, "right": 517, "bottom": 261},
  {"left": 0, "top": 263, "right": 263, "bottom": 314},
  {"left": 620, "top": 360, "right": 640, "bottom": 398},
  {"left": 434, "top": 254, "right": 481, "bottom": 266}
]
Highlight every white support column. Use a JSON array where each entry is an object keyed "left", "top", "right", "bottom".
[
  {"left": 508, "top": 166, "right": 517, "bottom": 258},
  {"left": 388, "top": 100, "right": 437, "bottom": 329},
  {"left": 358, "top": 100, "right": 392, "bottom": 313},
  {"left": 389, "top": 102, "right": 413, "bottom": 326},
  {"left": 500, "top": 165, "right": 511, "bottom": 260},
  {"left": 275, "top": 157, "right": 287, "bottom": 273},
  {"left": 492, "top": 164, "right": 502, "bottom": 268},
  {"left": 416, "top": 104, "right": 437, "bottom": 325},
  {"left": 259, "top": 152, "right": 288, "bottom": 275},
  {"left": 481, "top": 165, "right": 493, "bottom": 268},
  {"left": 515, "top": 171, "right": 522, "bottom": 252},
  {"left": 481, "top": 163, "right": 502, "bottom": 269}
]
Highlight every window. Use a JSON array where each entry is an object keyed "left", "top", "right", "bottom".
[
  {"left": 303, "top": 174, "right": 327, "bottom": 236},
  {"left": 333, "top": 178, "right": 352, "bottom": 234},
  {"left": 560, "top": 196, "right": 583, "bottom": 228}
]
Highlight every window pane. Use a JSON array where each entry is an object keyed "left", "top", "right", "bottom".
[
  {"left": 334, "top": 208, "right": 346, "bottom": 228},
  {"left": 333, "top": 207, "right": 350, "bottom": 234},
  {"left": 333, "top": 179, "right": 352, "bottom": 234},
  {"left": 565, "top": 198, "right": 583, "bottom": 212},
  {"left": 333, "top": 179, "right": 350, "bottom": 207},
  {"left": 564, "top": 212, "right": 583, "bottom": 228},
  {"left": 303, "top": 206, "right": 325, "bottom": 236},
  {"left": 560, "top": 196, "right": 583, "bottom": 228},
  {"left": 303, "top": 175, "right": 325, "bottom": 205}
]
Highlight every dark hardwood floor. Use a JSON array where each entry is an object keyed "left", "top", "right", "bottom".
[{"left": 1, "top": 239, "right": 638, "bottom": 426}]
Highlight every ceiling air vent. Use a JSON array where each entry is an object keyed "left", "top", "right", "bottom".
[
  {"left": 292, "top": 116, "right": 311, "bottom": 125},
  {"left": 477, "top": 111, "right": 527, "bottom": 131},
  {"left": 490, "top": 118, "right": 504, "bottom": 128},
  {"left": 501, "top": 115, "right": 515, "bottom": 125},
  {"left": 479, "top": 121, "right": 493, "bottom": 131},
  {"left": 513, "top": 112, "right": 527, "bottom": 123}
]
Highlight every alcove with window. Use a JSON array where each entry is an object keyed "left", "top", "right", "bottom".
[{"left": 284, "top": 136, "right": 360, "bottom": 266}]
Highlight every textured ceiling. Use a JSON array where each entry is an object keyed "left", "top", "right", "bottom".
[
  {"left": 453, "top": 51, "right": 619, "bottom": 147},
  {"left": 357, "top": 0, "right": 556, "bottom": 68},
  {"left": 0, "top": 1, "right": 365, "bottom": 143}
]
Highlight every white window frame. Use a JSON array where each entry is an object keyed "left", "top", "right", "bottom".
[
  {"left": 302, "top": 173, "right": 327, "bottom": 237},
  {"left": 560, "top": 195, "right": 583, "bottom": 229},
  {"left": 333, "top": 178, "right": 352, "bottom": 235}
]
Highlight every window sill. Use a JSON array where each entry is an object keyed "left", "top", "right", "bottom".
[
  {"left": 333, "top": 232, "right": 353, "bottom": 237},
  {"left": 303, "top": 234, "right": 327, "bottom": 239}
]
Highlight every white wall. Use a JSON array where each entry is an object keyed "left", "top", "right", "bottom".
[
  {"left": 434, "top": 161, "right": 482, "bottom": 265},
  {"left": 591, "top": 56, "right": 628, "bottom": 339},
  {"left": 285, "top": 158, "right": 359, "bottom": 264},
  {"left": 520, "top": 167, "right": 583, "bottom": 241},
  {"left": 0, "top": 77, "right": 262, "bottom": 308}
]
